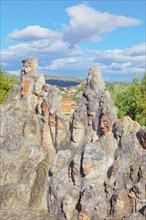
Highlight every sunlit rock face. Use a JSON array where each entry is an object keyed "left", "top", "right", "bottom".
[
  {"left": 0, "top": 58, "right": 67, "bottom": 211},
  {"left": 47, "top": 67, "right": 146, "bottom": 220},
  {"left": 0, "top": 62, "right": 145, "bottom": 220}
]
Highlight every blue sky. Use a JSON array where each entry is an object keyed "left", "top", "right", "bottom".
[{"left": 1, "top": 0, "right": 146, "bottom": 81}]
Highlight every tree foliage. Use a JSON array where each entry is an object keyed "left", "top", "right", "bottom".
[
  {"left": 0, "top": 68, "right": 17, "bottom": 104},
  {"left": 109, "top": 73, "right": 146, "bottom": 126}
]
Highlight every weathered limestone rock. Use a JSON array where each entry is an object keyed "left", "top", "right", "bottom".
[
  {"left": 20, "top": 58, "right": 45, "bottom": 113},
  {"left": 1, "top": 62, "right": 145, "bottom": 220},
  {"left": 47, "top": 67, "right": 145, "bottom": 220},
  {"left": 0, "top": 58, "right": 61, "bottom": 212}
]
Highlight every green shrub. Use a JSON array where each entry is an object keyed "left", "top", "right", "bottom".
[
  {"left": 0, "top": 68, "right": 18, "bottom": 104},
  {"left": 109, "top": 73, "right": 146, "bottom": 126}
]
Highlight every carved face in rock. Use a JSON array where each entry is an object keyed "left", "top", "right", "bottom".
[
  {"left": 88, "top": 115, "right": 93, "bottom": 126},
  {"left": 56, "top": 119, "right": 66, "bottom": 145},
  {"left": 86, "top": 68, "right": 97, "bottom": 86},
  {"left": 100, "top": 115, "right": 112, "bottom": 135},
  {"left": 72, "top": 120, "right": 84, "bottom": 143},
  {"left": 42, "top": 84, "right": 49, "bottom": 93},
  {"left": 82, "top": 162, "right": 93, "bottom": 176},
  {"left": 23, "top": 62, "right": 32, "bottom": 74},
  {"left": 41, "top": 101, "right": 49, "bottom": 116},
  {"left": 22, "top": 58, "right": 38, "bottom": 75}
]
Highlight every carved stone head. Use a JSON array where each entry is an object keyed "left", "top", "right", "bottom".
[
  {"left": 85, "top": 67, "right": 105, "bottom": 92},
  {"left": 99, "top": 114, "right": 112, "bottom": 135},
  {"left": 86, "top": 68, "right": 97, "bottom": 87},
  {"left": 72, "top": 119, "right": 84, "bottom": 143},
  {"left": 22, "top": 58, "right": 38, "bottom": 76},
  {"left": 41, "top": 100, "right": 49, "bottom": 116}
]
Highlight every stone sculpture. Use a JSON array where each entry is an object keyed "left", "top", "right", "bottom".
[{"left": 0, "top": 62, "right": 145, "bottom": 220}]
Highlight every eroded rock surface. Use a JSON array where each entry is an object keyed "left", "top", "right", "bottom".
[
  {"left": 47, "top": 68, "right": 145, "bottom": 220},
  {"left": 0, "top": 61, "right": 145, "bottom": 220}
]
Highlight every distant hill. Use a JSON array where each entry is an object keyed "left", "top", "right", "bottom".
[
  {"left": 16, "top": 74, "right": 130, "bottom": 88},
  {"left": 44, "top": 75, "right": 83, "bottom": 82},
  {"left": 44, "top": 75, "right": 130, "bottom": 88}
]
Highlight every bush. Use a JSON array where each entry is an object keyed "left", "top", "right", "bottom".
[
  {"left": 0, "top": 68, "right": 18, "bottom": 104},
  {"left": 109, "top": 73, "right": 146, "bottom": 126}
]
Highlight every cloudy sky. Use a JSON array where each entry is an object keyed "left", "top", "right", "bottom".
[{"left": 1, "top": 0, "right": 146, "bottom": 81}]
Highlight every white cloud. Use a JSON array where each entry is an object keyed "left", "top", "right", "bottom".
[
  {"left": 1, "top": 38, "right": 83, "bottom": 70},
  {"left": 43, "top": 43, "right": 145, "bottom": 79},
  {"left": 1, "top": 3, "right": 145, "bottom": 81},
  {"left": 90, "top": 43, "right": 146, "bottom": 75},
  {"left": 63, "top": 3, "right": 142, "bottom": 45},
  {"left": 88, "top": 43, "right": 145, "bottom": 64},
  {"left": 47, "top": 57, "right": 93, "bottom": 70},
  {"left": 124, "top": 43, "right": 146, "bottom": 56},
  {"left": 6, "top": 4, "right": 142, "bottom": 47},
  {"left": 2, "top": 35, "right": 145, "bottom": 80},
  {"left": 7, "top": 25, "right": 61, "bottom": 41},
  {"left": 1, "top": 40, "right": 145, "bottom": 80}
]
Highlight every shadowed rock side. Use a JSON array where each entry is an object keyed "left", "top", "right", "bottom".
[{"left": 0, "top": 60, "right": 145, "bottom": 220}]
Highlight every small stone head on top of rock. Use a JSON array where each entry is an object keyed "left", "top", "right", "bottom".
[{"left": 21, "top": 58, "right": 38, "bottom": 77}]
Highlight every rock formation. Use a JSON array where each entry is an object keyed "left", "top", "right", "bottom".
[
  {"left": 0, "top": 59, "right": 145, "bottom": 220},
  {"left": 0, "top": 58, "right": 68, "bottom": 213}
]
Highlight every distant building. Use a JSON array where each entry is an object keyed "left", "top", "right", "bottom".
[
  {"left": 61, "top": 98, "right": 72, "bottom": 117},
  {"left": 60, "top": 98, "right": 77, "bottom": 119}
]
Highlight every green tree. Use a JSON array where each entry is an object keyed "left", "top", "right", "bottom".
[
  {"left": 109, "top": 74, "right": 146, "bottom": 126},
  {"left": 139, "top": 72, "right": 146, "bottom": 125},
  {"left": 0, "top": 68, "right": 17, "bottom": 104}
]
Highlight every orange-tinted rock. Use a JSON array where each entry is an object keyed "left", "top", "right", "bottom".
[
  {"left": 61, "top": 98, "right": 72, "bottom": 115},
  {"left": 41, "top": 101, "right": 49, "bottom": 116},
  {"left": 79, "top": 213, "right": 91, "bottom": 220},
  {"left": 62, "top": 105, "right": 72, "bottom": 114},
  {"left": 21, "top": 80, "right": 32, "bottom": 97}
]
